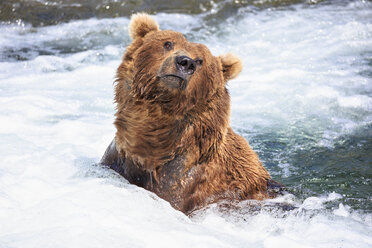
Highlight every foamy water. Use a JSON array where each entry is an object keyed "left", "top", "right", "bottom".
[{"left": 0, "top": 1, "right": 371, "bottom": 247}]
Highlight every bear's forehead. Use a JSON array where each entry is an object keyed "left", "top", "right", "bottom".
[
  {"left": 144, "top": 30, "right": 212, "bottom": 57},
  {"left": 146, "top": 30, "right": 187, "bottom": 42}
]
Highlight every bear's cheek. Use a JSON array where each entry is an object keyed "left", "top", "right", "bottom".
[{"left": 186, "top": 69, "right": 220, "bottom": 100}]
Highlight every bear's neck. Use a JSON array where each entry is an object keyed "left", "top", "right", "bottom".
[
  {"left": 114, "top": 97, "right": 190, "bottom": 171},
  {"left": 114, "top": 88, "right": 230, "bottom": 172}
]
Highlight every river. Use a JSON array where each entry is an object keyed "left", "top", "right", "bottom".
[{"left": 0, "top": 0, "right": 371, "bottom": 247}]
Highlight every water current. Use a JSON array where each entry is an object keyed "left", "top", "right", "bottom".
[{"left": 0, "top": 0, "right": 371, "bottom": 247}]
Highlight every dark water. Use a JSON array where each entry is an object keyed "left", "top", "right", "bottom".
[
  {"left": 1, "top": 0, "right": 371, "bottom": 214},
  {"left": 251, "top": 124, "right": 372, "bottom": 211},
  {"left": 1, "top": 0, "right": 336, "bottom": 27}
]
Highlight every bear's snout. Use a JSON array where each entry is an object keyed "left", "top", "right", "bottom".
[
  {"left": 175, "top": 56, "right": 196, "bottom": 76},
  {"left": 157, "top": 54, "right": 196, "bottom": 90}
]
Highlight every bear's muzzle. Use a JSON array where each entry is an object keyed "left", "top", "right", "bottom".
[{"left": 157, "top": 53, "right": 198, "bottom": 90}]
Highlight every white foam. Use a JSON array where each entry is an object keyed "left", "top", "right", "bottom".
[
  {"left": 333, "top": 203, "right": 351, "bottom": 217},
  {"left": 300, "top": 192, "right": 343, "bottom": 210},
  {"left": 221, "top": 2, "right": 372, "bottom": 148}
]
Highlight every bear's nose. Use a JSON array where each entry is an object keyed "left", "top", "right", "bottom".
[{"left": 175, "top": 56, "right": 196, "bottom": 75}]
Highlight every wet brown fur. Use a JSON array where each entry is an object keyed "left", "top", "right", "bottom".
[{"left": 101, "top": 13, "right": 274, "bottom": 214}]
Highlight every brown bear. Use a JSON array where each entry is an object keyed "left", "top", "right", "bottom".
[{"left": 101, "top": 13, "right": 281, "bottom": 214}]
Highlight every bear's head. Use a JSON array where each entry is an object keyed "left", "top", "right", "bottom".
[{"left": 116, "top": 13, "right": 242, "bottom": 115}]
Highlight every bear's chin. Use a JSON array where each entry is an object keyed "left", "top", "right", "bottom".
[{"left": 159, "top": 75, "right": 187, "bottom": 90}]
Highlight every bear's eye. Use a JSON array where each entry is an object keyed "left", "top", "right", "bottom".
[
  {"left": 163, "top": 41, "right": 173, "bottom": 51},
  {"left": 195, "top": 59, "right": 203, "bottom": 66}
]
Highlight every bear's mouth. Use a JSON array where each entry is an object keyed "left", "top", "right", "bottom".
[{"left": 159, "top": 74, "right": 187, "bottom": 90}]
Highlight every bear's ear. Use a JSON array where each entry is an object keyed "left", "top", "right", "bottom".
[
  {"left": 129, "top": 13, "right": 160, "bottom": 40},
  {"left": 218, "top": 53, "right": 243, "bottom": 82}
]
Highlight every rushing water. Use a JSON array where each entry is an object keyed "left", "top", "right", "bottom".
[{"left": 0, "top": 0, "right": 371, "bottom": 247}]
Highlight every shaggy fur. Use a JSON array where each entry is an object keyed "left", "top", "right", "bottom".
[{"left": 101, "top": 13, "right": 278, "bottom": 214}]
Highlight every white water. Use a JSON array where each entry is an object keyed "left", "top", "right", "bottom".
[{"left": 1, "top": 1, "right": 372, "bottom": 247}]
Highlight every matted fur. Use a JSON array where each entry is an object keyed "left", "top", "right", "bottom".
[{"left": 101, "top": 13, "right": 277, "bottom": 214}]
